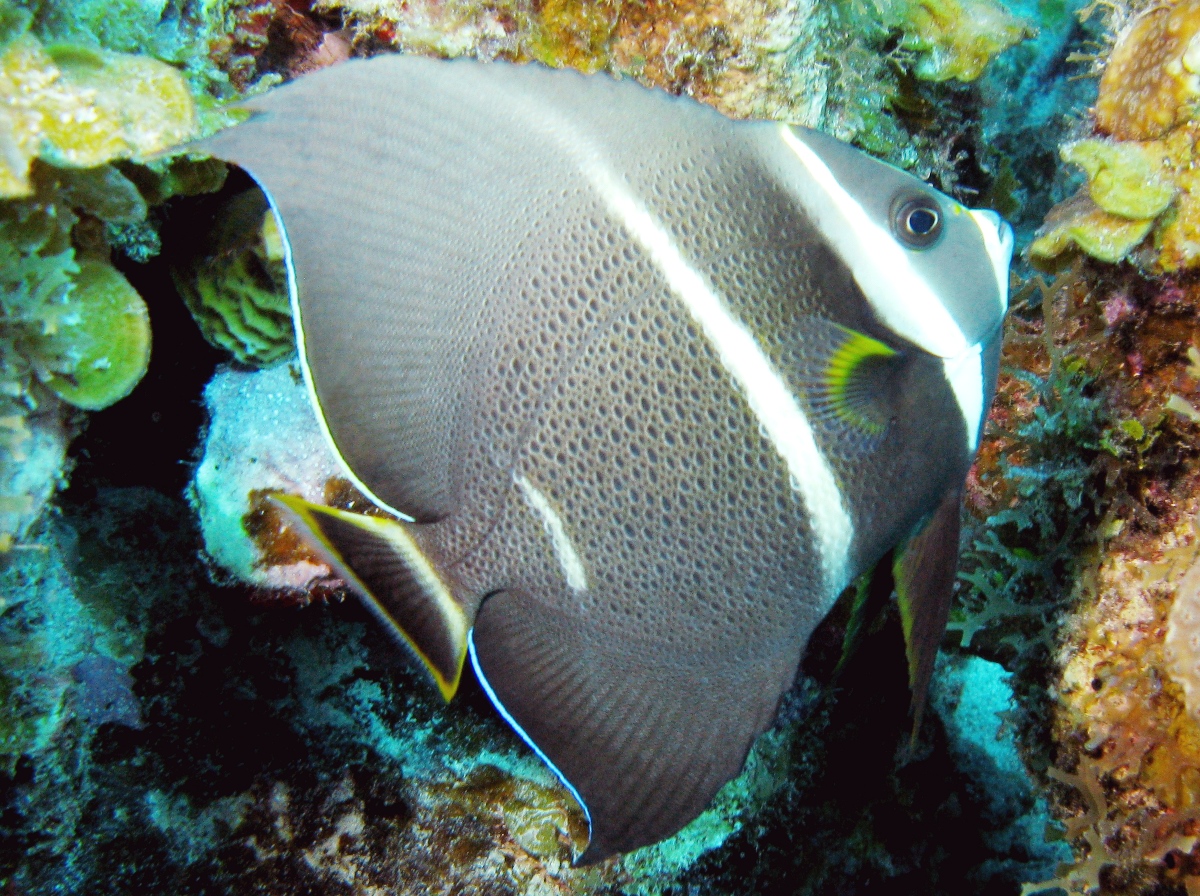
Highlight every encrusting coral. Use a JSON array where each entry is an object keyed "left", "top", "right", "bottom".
[
  {"left": 0, "top": 35, "right": 198, "bottom": 199},
  {"left": 1031, "top": 0, "right": 1200, "bottom": 272}
]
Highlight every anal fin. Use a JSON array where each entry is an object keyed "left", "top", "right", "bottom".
[
  {"left": 893, "top": 485, "right": 964, "bottom": 744},
  {"left": 470, "top": 587, "right": 794, "bottom": 863},
  {"left": 272, "top": 494, "right": 468, "bottom": 699}
]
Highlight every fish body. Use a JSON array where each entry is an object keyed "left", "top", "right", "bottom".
[{"left": 197, "top": 55, "right": 1013, "bottom": 861}]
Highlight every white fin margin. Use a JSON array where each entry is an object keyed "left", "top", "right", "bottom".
[
  {"left": 262, "top": 193, "right": 417, "bottom": 523},
  {"left": 468, "top": 629, "right": 594, "bottom": 837}
]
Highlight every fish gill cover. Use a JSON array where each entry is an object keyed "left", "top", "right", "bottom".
[{"left": 5, "top": 0, "right": 1199, "bottom": 894}]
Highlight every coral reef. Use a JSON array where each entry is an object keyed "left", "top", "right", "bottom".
[
  {"left": 0, "top": 6, "right": 235, "bottom": 550},
  {"left": 1031, "top": 0, "right": 1200, "bottom": 272},
  {"left": 1, "top": 485, "right": 806, "bottom": 894},
  {"left": 932, "top": 654, "right": 1069, "bottom": 881},
  {"left": 952, "top": 253, "right": 1200, "bottom": 892},
  {"left": 0, "top": 0, "right": 1144, "bottom": 891},
  {"left": 170, "top": 189, "right": 294, "bottom": 367}
]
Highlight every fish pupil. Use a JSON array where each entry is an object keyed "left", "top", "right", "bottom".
[
  {"left": 892, "top": 196, "right": 944, "bottom": 248},
  {"left": 906, "top": 208, "right": 938, "bottom": 235}
]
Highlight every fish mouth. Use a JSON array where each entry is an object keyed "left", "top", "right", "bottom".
[{"left": 969, "top": 208, "right": 1015, "bottom": 316}]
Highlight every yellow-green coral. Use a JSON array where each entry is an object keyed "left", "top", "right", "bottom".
[
  {"left": 1062, "top": 139, "right": 1176, "bottom": 220},
  {"left": 1034, "top": 0, "right": 1200, "bottom": 271},
  {"left": 0, "top": 35, "right": 198, "bottom": 198},
  {"left": 885, "top": 0, "right": 1036, "bottom": 82},
  {"left": 1031, "top": 126, "right": 1200, "bottom": 270},
  {"left": 526, "top": 0, "right": 620, "bottom": 73},
  {"left": 171, "top": 189, "right": 295, "bottom": 367},
  {"left": 36, "top": 259, "right": 151, "bottom": 410},
  {"left": 1030, "top": 191, "right": 1155, "bottom": 265}
]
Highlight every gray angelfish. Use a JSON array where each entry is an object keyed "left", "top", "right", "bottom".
[{"left": 196, "top": 54, "right": 1013, "bottom": 862}]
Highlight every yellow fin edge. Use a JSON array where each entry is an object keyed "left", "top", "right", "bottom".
[
  {"left": 270, "top": 493, "right": 468, "bottom": 701},
  {"left": 823, "top": 326, "right": 897, "bottom": 434}
]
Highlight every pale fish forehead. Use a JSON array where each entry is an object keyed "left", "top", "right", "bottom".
[{"left": 768, "top": 124, "right": 1010, "bottom": 360}]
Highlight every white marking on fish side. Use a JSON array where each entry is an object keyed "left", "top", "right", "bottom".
[
  {"left": 576, "top": 153, "right": 854, "bottom": 597},
  {"left": 515, "top": 473, "right": 589, "bottom": 592}
]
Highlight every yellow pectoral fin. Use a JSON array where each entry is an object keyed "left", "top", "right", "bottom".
[
  {"left": 822, "top": 325, "right": 899, "bottom": 435},
  {"left": 271, "top": 493, "right": 468, "bottom": 700}
]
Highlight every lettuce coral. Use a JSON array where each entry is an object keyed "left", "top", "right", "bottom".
[{"left": 170, "top": 189, "right": 294, "bottom": 367}]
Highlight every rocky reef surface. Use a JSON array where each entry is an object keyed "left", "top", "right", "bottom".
[{"left": 7, "top": 0, "right": 1199, "bottom": 893}]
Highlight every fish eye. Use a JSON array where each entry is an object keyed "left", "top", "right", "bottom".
[{"left": 892, "top": 197, "right": 943, "bottom": 249}]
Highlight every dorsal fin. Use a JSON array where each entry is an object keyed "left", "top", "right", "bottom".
[
  {"left": 272, "top": 494, "right": 469, "bottom": 699},
  {"left": 194, "top": 59, "right": 522, "bottom": 523}
]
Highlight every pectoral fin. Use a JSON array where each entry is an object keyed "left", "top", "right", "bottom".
[
  {"left": 792, "top": 318, "right": 905, "bottom": 444},
  {"left": 892, "top": 486, "right": 964, "bottom": 742},
  {"left": 271, "top": 494, "right": 469, "bottom": 700}
]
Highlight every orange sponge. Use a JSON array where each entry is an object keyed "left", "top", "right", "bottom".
[{"left": 1096, "top": 0, "right": 1200, "bottom": 141}]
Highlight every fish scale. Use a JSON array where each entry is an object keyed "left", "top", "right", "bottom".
[{"left": 198, "top": 53, "right": 1013, "bottom": 863}]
